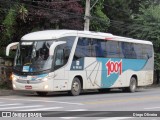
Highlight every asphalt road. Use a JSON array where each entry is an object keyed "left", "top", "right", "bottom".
[{"left": 0, "top": 87, "right": 160, "bottom": 120}]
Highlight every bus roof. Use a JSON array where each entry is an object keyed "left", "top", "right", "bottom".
[
  {"left": 21, "top": 30, "right": 113, "bottom": 40},
  {"left": 21, "top": 30, "right": 78, "bottom": 40},
  {"left": 111, "top": 36, "right": 152, "bottom": 45},
  {"left": 21, "top": 30, "right": 152, "bottom": 45}
]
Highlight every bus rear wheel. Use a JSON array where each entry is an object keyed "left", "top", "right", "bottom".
[
  {"left": 36, "top": 92, "right": 48, "bottom": 96},
  {"left": 69, "top": 77, "right": 81, "bottom": 96},
  {"left": 124, "top": 77, "right": 137, "bottom": 93}
]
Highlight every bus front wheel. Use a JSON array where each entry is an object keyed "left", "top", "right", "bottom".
[{"left": 69, "top": 77, "right": 81, "bottom": 96}]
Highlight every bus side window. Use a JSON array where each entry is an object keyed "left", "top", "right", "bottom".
[
  {"left": 63, "top": 46, "right": 71, "bottom": 64},
  {"left": 93, "top": 39, "right": 105, "bottom": 57},
  {"left": 74, "top": 37, "right": 91, "bottom": 60},
  {"left": 54, "top": 45, "right": 65, "bottom": 70},
  {"left": 59, "top": 36, "right": 75, "bottom": 62},
  {"left": 106, "top": 41, "right": 119, "bottom": 58},
  {"left": 55, "top": 49, "right": 64, "bottom": 66},
  {"left": 142, "top": 45, "right": 153, "bottom": 59},
  {"left": 134, "top": 44, "right": 143, "bottom": 59},
  {"left": 118, "top": 42, "right": 124, "bottom": 58},
  {"left": 146, "top": 45, "right": 153, "bottom": 58},
  {"left": 121, "top": 42, "right": 136, "bottom": 59}
]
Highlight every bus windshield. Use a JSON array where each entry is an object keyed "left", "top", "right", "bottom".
[{"left": 14, "top": 40, "right": 54, "bottom": 73}]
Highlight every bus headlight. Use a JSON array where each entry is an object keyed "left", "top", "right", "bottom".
[
  {"left": 44, "top": 85, "right": 48, "bottom": 89},
  {"left": 12, "top": 76, "right": 17, "bottom": 81},
  {"left": 42, "top": 77, "right": 48, "bottom": 82},
  {"left": 13, "top": 84, "right": 16, "bottom": 89}
]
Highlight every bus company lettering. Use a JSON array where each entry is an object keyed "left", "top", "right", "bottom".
[{"left": 106, "top": 59, "right": 122, "bottom": 77}]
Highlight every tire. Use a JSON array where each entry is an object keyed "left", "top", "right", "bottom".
[
  {"left": 36, "top": 92, "right": 48, "bottom": 96},
  {"left": 125, "top": 77, "right": 137, "bottom": 93},
  {"left": 69, "top": 77, "right": 81, "bottom": 96}
]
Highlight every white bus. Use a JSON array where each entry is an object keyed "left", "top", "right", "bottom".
[{"left": 6, "top": 30, "right": 154, "bottom": 96}]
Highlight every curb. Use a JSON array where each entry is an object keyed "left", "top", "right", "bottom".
[
  {"left": 0, "top": 89, "right": 15, "bottom": 96},
  {"left": 0, "top": 89, "right": 35, "bottom": 96},
  {"left": 142, "top": 84, "right": 160, "bottom": 89}
]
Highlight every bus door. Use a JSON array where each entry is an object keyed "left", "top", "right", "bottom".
[{"left": 50, "top": 42, "right": 68, "bottom": 90}]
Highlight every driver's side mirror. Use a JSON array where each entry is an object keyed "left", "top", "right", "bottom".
[{"left": 6, "top": 42, "right": 19, "bottom": 56}]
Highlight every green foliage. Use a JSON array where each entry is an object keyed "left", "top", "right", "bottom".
[
  {"left": 0, "top": 2, "right": 29, "bottom": 57},
  {"left": 128, "top": 5, "right": 160, "bottom": 70},
  {"left": 0, "top": 7, "right": 17, "bottom": 57},
  {"left": 0, "top": 81, "right": 12, "bottom": 89},
  {"left": 90, "top": 0, "right": 110, "bottom": 32},
  {"left": 104, "top": 0, "right": 133, "bottom": 35},
  {"left": 2, "top": 8, "right": 17, "bottom": 43},
  {"left": 81, "top": 0, "right": 110, "bottom": 32},
  {"left": 18, "top": 4, "right": 28, "bottom": 22},
  {"left": 104, "top": 0, "right": 132, "bottom": 20},
  {"left": 155, "top": 53, "right": 160, "bottom": 70}
]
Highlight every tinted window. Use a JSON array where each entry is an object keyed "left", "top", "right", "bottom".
[
  {"left": 59, "top": 36, "right": 75, "bottom": 60},
  {"left": 121, "top": 42, "right": 136, "bottom": 59},
  {"left": 91, "top": 39, "right": 106, "bottom": 57},
  {"left": 106, "top": 41, "right": 121, "bottom": 58},
  {"left": 142, "top": 45, "right": 153, "bottom": 59},
  {"left": 54, "top": 36, "right": 75, "bottom": 70},
  {"left": 74, "top": 38, "right": 91, "bottom": 60},
  {"left": 74, "top": 37, "right": 152, "bottom": 60},
  {"left": 134, "top": 44, "right": 143, "bottom": 59},
  {"left": 121, "top": 42, "right": 152, "bottom": 59},
  {"left": 74, "top": 38, "right": 107, "bottom": 59},
  {"left": 54, "top": 45, "right": 65, "bottom": 70}
]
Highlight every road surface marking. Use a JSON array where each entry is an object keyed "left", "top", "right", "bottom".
[
  {"left": 0, "top": 103, "right": 22, "bottom": 107},
  {"left": 98, "top": 117, "right": 134, "bottom": 120},
  {"left": 83, "top": 96, "right": 160, "bottom": 105},
  {"left": 144, "top": 107, "right": 160, "bottom": 110},
  {"left": 0, "top": 105, "right": 43, "bottom": 110},
  {"left": 67, "top": 109, "right": 87, "bottom": 111},
  {"left": 19, "top": 107, "right": 63, "bottom": 111},
  {"left": 0, "top": 98, "right": 83, "bottom": 105},
  {"left": 60, "top": 117, "right": 79, "bottom": 119}
]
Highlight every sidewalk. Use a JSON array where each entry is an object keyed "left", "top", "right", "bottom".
[
  {"left": 0, "top": 89, "right": 16, "bottom": 96},
  {"left": 0, "top": 89, "right": 35, "bottom": 96}
]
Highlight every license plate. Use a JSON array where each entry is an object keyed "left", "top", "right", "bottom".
[{"left": 25, "top": 85, "right": 32, "bottom": 89}]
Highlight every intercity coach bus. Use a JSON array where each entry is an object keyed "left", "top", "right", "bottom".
[{"left": 6, "top": 30, "right": 154, "bottom": 96}]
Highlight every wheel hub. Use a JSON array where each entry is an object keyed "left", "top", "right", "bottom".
[{"left": 73, "top": 82, "right": 79, "bottom": 92}]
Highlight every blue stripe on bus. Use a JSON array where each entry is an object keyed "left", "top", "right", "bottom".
[{"left": 96, "top": 58, "right": 147, "bottom": 88}]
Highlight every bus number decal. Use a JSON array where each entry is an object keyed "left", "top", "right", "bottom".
[{"left": 106, "top": 59, "right": 122, "bottom": 77}]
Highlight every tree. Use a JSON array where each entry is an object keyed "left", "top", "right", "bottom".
[
  {"left": 103, "top": 0, "right": 160, "bottom": 35},
  {"left": 127, "top": 4, "right": 160, "bottom": 84},
  {"left": 104, "top": 0, "right": 132, "bottom": 35},
  {"left": 89, "top": 0, "right": 110, "bottom": 32},
  {"left": 0, "top": 1, "right": 18, "bottom": 57},
  {"left": 25, "top": 0, "right": 84, "bottom": 30},
  {"left": 0, "top": 0, "right": 84, "bottom": 48},
  {"left": 80, "top": 0, "right": 110, "bottom": 32}
]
